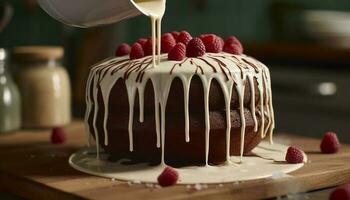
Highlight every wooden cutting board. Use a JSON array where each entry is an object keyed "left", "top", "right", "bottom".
[{"left": 0, "top": 121, "right": 349, "bottom": 200}]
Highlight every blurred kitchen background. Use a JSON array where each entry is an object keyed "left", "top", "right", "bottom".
[{"left": 1, "top": 0, "right": 350, "bottom": 142}]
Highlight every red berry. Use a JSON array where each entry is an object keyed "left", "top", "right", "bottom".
[
  {"left": 200, "top": 34, "right": 223, "bottom": 53},
  {"left": 137, "top": 38, "right": 147, "bottom": 46},
  {"left": 330, "top": 184, "right": 350, "bottom": 200},
  {"left": 161, "top": 33, "right": 176, "bottom": 53},
  {"left": 218, "top": 36, "right": 225, "bottom": 47},
  {"left": 223, "top": 43, "right": 243, "bottom": 55},
  {"left": 199, "top": 34, "right": 210, "bottom": 39},
  {"left": 285, "top": 146, "right": 304, "bottom": 164},
  {"left": 115, "top": 43, "right": 131, "bottom": 57},
  {"left": 177, "top": 31, "right": 192, "bottom": 45},
  {"left": 321, "top": 132, "right": 340, "bottom": 154},
  {"left": 224, "top": 36, "right": 243, "bottom": 55},
  {"left": 51, "top": 127, "right": 66, "bottom": 144},
  {"left": 157, "top": 167, "right": 179, "bottom": 187},
  {"left": 130, "top": 43, "right": 144, "bottom": 59},
  {"left": 186, "top": 38, "right": 206, "bottom": 57},
  {"left": 171, "top": 31, "right": 180, "bottom": 40},
  {"left": 143, "top": 39, "right": 153, "bottom": 56},
  {"left": 168, "top": 43, "right": 186, "bottom": 61},
  {"left": 226, "top": 36, "right": 242, "bottom": 46}
]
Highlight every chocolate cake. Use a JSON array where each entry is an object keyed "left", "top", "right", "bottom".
[{"left": 85, "top": 34, "right": 275, "bottom": 167}]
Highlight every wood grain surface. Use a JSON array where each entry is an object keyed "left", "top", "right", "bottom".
[{"left": 0, "top": 121, "right": 349, "bottom": 200}]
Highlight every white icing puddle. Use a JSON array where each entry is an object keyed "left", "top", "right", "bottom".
[{"left": 69, "top": 141, "right": 306, "bottom": 184}]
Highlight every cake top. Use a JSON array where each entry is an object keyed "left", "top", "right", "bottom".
[
  {"left": 92, "top": 52, "right": 266, "bottom": 79},
  {"left": 92, "top": 32, "right": 267, "bottom": 83}
]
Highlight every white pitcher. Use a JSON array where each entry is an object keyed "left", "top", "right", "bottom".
[{"left": 37, "top": 0, "right": 151, "bottom": 28}]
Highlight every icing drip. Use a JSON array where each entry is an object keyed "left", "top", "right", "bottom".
[
  {"left": 126, "top": 84, "right": 136, "bottom": 152},
  {"left": 237, "top": 78, "right": 246, "bottom": 162},
  {"left": 92, "top": 75, "right": 100, "bottom": 159},
  {"left": 216, "top": 78, "right": 234, "bottom": 163},
  {"left": 179, "top": 75, "right": 193, "bottom": 142},
  {"left": 200, "top": 75, "right": 212, "bottom": 166},
  {"left": 247, "top": 75, "right": 258, "bottom": 132},
  {"left": 84, "top": 53, "right": 275, "bottom": 164}
]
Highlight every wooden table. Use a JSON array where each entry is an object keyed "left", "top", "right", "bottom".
[{"left": 0, "top": 121, "right": 349, "bottom": 200}]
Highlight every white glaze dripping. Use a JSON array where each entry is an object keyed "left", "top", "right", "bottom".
[
  {"left": 247, "top": 74, "right": 258, "bottom": 132},
  {"left": 151, "top": 74, "right": 174, "bottom": 165},
  {"left": 216, "top": 77, "right": 234, "bottom": 163},
  {"left": 91, "top": 75, "right": 100, "bottom": 159},
  {"left": 199, "top": 75, "right": 213, "bottom": 166},
  {"left": 178, "top": 74, "right": 193, "bottom": 142}
]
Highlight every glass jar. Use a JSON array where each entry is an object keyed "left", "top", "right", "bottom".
[
  {"left": 0, "top": 49, "right": 21, "bottom": 133},
  {"left": 13, "top": 46, "right": 71, "bottom": 128}
]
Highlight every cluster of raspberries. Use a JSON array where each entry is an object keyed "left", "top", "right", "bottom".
[{"left": 115, "top": 31, "right": 243, "bottom": 61}]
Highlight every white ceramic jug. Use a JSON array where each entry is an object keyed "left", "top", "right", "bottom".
[{"left": 37, "top": 0, "right": 144, "bottom": 28}]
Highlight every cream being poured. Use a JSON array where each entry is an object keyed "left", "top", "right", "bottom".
[{"left": 132, "top": 0, "right": 166, "bottom": 66}]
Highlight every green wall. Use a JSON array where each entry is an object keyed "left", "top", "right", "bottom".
[{"left": 1, "top": 0, "right": 350, "bottom": 47}]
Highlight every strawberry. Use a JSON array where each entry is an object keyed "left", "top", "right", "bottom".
[
  {"left": 285, "top": 146, "right": 304, "bottom": 164},
  {"left": 321, "top": 132, "right": 340, "bottom": 154},
  {"left": 137, "top": 38, "right": 148, "bottom": 46},
  {"left": 186, "top": 38, "right": 206, "bottom": 57},
  {"left": 177, "top": 31, "right": 192, "bottom": 45},
  {"left": 115, "top": 43, "right": 131, "bottom": 57},
  {"left": 143, "top": 39, "right": 153, "bottom": 56},
  {"left": 161, "top": 33, "right": 176, "bottom": 53},
  {"left": 200, "top": 34, "right": 223, "bottom": 53},
  {"left": 157, "top": 167, "right": 179, "bottom": 187},
  {"left": 168, "top": 43, "right": 186, "bottom": 61},
  {"left": 171, "top": 31, "right": 180, "bottom": 40},
  {"left": 130, "top": 43, "right": 144, "bottom": 59},
  {"left": 330, "top": 184, "right": 350, "bottom": 200},
  {"left": 223, "top": 36, "right": 243, "bottom": 55},
  {"left": 51, "top": 127, "right": 66, "bottom": 144}
]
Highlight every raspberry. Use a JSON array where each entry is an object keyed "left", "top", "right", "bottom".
[
  {"left": 137, "top": 38, "right": 147, "bottom": 46},
  {"left": 285, "top": 146, "right": 304, "bottom": 164},
  {"left": 168, "top": 43, "right": 186, "bottom": 61},
  {"left": 51, "top": 127, "right": 66, "bottom": 144},
  {"left": 200, "top": 34, "right": 223, "bottom": 53},
  {"left": 226, "top": 36, "right": 242, "bottom": 46},
  {"left": 157, "top": 167, "right": 179, "bottom": 187},
  {"left": 199, "top": 34, "right": 210, "bottom": 40},
  {"left": 130, "top": 43, "right": 144, "bottom": 59},
  {"left": 330, "top": 184, "right": 350, "bottom": 200},
  {"left": 223, "top": 43, "right": 243, "bottom": 55},
  {"left": 186, "top": 38, "right": 206, "bottom": 57},
  {"left": 143, "top": 39, "right": 153, "bottom": 56},
  {"left": 218, "top": 36, "right": 225, "bottom": 48},
  {"left": 161, "top": 33, "right": 176, "bottom": 53},
  {"left": 171, "top": 31, "right": 180, "bottom": 40},
  {"left": 321, "top": 132, "right": 340, "bottom": 154},
  {"left": 177, "top": 31, "right": 192, "bottom": 45},
  {"left": 200, "top": 34, "right": 224, "bottom": 48},
  {"left": 224, "top": 36, "right": 243, "bottom": 55},
  {"left": 115, "top": 43, "right": 131, "bottom": 57}
]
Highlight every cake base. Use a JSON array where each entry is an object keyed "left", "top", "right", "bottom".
[{"left": 69, "top": 141, "right": 306, "bottom": 184}]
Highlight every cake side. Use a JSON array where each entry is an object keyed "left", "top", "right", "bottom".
[{"left": 85, "top": 52, "right": 275, "bottom": 166}]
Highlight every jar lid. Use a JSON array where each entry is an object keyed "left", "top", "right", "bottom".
[{"left": 12, "top": 46, "right": 64, "bottom": 61}]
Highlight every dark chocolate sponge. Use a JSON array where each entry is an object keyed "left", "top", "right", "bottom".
[{"left": 88, "top": 75, "right": 264, "bottom": 166}]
